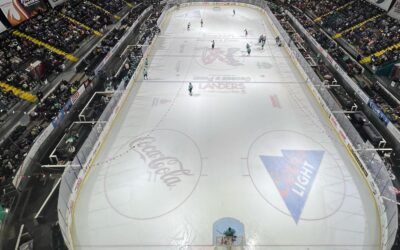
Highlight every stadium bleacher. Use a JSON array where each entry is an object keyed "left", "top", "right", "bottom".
[{"left": 0, "top": 0, "right": 151, "bottom": 212}]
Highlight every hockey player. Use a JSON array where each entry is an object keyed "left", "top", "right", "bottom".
[
  {"left": 246, "top": 43, "right": 251, "bottom": 55},
  {"left": 187, "top": 22, "right": 191, "bottom": 31},
  {"left": 244, "top": 28, "right": 248, "bottom": 37},
  {"left": 261, "top": 39, "right": 265, "bottom": 50},
  {"left": 188, "top": 82, "right": 193, "bottom": 96},
  {"left": 275, "top": 36, "right": 281, "bottom": 46},
  {"left": 211, "top": 40, "right": 215, "bottom": 49},
  {"left": 201, "top": 18, "right": 203, "bottom": 27},
  {"left": 145, "top": 57, "right": 149, "bottom": 67},
  {"left": 143, "top": 68, "right": 148, "bottom": 80},
  {"left": 233, "top": 9, "right": 235, "bottom": 16}
]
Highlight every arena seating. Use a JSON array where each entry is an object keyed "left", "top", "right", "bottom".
[
  {"left": 59, "top": 0, "right": 113, "bottom": 31},
  {"left": 343, "top": 15, "right": 400, "bottom": 58},
  {"left": 292, "top": 0, "right": 400, "bottom": 69},
  {"left": 18, "top": 10, "right": 91, "bottom": 54},
  {"left": 289, "top": 7, "right": 400, "bottom": 128},
  {"left": 0, "top": 0, "right": 162, "bottom": 212},
  {"left": 0, "top": 31, "right": 64, "bottom": 111},
  {"left": 292, "top": 0, "right": 348, "bottom": 17},
  {"left": 291, "top": 10, "right": 363, "bottom": 76},
  {"left": 319, "top": 1, "right": 382, "bottom": 33},
  {"left": 89, "top": 0, "right": 126, "bottom": 15},
  {"left": 77, "top": 3, "right": 152, "bottom": 74}
]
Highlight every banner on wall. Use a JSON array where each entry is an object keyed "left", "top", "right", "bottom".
[
  {"left": 389, "top": 0, "right": 400, "bottom": 19},
  {"left": 0, "top": 21, "right": 6, "bottom": 32},
  {"left": 0, "top": 0, "right": 47, "bottom": 26},
  {"left": 48, "top": 0, "right": 68, "bottom": 8},
  {"left": 366, "top": 0, "right": 394, "bottom": 11}
]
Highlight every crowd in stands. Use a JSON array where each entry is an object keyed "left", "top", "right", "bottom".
[
  {"left": 59, "top": 0, "right": 114, "bottom": 31},
  {"left": 77, "top": 1, "right": 156, "bottom": 75},
  {"left": 122, "top": 2, "right": 149, "bottom": 26},
  {"left": 35, "top": 80, "right": 82, "bottom": 122},
  {"left": 343, "top": 15, "right": 400, "bottom": 60},
  {"left": 275, "top": 12, "right": 339, "bottom": 89},
  {"left": 90, "top": 0, "right": 126, "bottom": 15},
  {"left": 0, "top": 0, "right": 143, "bottom": 211},
  {"left": 275, "top": 4, "right": 400, "bottom": 149},
  {"left": 0, "top": 31, "right": 64, "bottom": 112},
  {"left": 319, "top": 1, "right": 382, "bottom": 33},
  {"left": 311, "top": 28, "right": 363, "bottom": 76},
  {"left": 370, "top": 48, "right": 400, "bottom": 68},
  {"left": 0, "top": 0, "right": 130, "bottom": 114},
  {"left": 0, "top": 92, "right": 18, "bottom": 112},
  {"left": 291, "top": 9, "right": 363, "bottom": 76},
  {"left": 287, "top": 5, "right": 400, "bottom": 127},
  {"left": 18, "top": 10, "right": 91, "bottom": 53},
  {"left": 292, "top": 0, "right": 348, "bottom": 17},
  {"left": 0, "top": 123, "right": 45, "bottom": 208},
  {"left": 291, "top": 0, "right": 400, "bottom": 69}
]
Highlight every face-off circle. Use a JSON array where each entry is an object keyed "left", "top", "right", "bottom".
[
  {"left": 104, "top": 129, "right": 203, "bottom": 220},
  {"left": 247, "top": 130, "right": 346, "bottom": 222}
]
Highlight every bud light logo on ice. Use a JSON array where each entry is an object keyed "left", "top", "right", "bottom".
[{"left": 260, "top": 150, "right": 324, "bottom": 223}]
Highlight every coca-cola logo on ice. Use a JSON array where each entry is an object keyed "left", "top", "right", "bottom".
[
  {"left": 104, "top": 129, "right": 202, "bottom": 219},
  {"left": 129, "top": 136, "right": 192, "bottom": 188}
]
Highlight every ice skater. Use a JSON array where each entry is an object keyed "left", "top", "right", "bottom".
[
  {"left": 211, "top": 40, "right": 215, "bottom": 49},
  {"left": 200, "top": 18, "right": 203, "bottom": 27},
  {"left": 246, "top": 43, "right": 251, "bottom": 55},
  {"left": 187, "top": 22, "right": 191, "bottom": 31},
  {"left": 233, "top": 9, "right": 235, "bottom": 16},
  {"left": 244, "top": 28, "right": 248, "bottom": 37},
  {"left": 143, "top": 68, "right": 148, "bottom": 80},
  {"left": 188, "top": 82, "right": 193, "bottom": 96},
  {"left": 260, "top": 34, "right": 266, "bottom": 49},
  {"left": 259, "top": 34, "right": 266, "bottom": 44},
  {"left": 275, "top": 36, "right": 282, "bottom": 47}
]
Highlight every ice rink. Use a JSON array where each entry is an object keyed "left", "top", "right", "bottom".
[{"left": 72, "top": 4, "right": 380, "bottom": 249}]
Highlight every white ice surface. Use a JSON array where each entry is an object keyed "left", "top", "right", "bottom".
[{"left": 72, "top": 4, "right": 380, "bottom": 250}]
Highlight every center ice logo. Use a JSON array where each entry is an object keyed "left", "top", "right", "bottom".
[
  {"left": 260, "top": 150, "right": 324, "bottom": 223},
  {"left": 201, "top": 48, "right": 243, "bottom": 66}
]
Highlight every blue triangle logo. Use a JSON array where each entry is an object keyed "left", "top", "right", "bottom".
[{"left": 260, "top": 150, "right": 324, "bottom": 223}]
